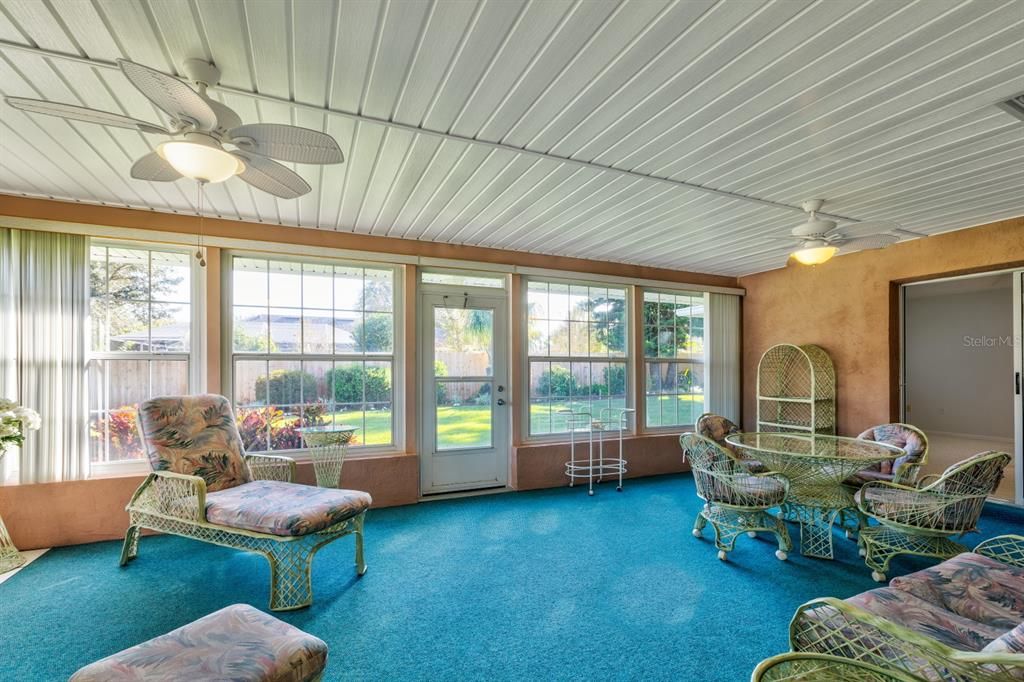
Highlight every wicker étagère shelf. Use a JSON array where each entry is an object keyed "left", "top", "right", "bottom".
[{"left": 756, "top": 343, "right": 835, "bottom": 435}]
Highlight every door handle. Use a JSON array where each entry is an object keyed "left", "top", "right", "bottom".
[
  {"left": 1016, "top": 371, "right": 1021, "bottom": 396},
  {"left": 497, "top": 398, "right": 506, "bottom": 406}
]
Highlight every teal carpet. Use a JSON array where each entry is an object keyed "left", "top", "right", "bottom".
[{"left": 1, "top": 474, "right": 1021, "bottom": 681}]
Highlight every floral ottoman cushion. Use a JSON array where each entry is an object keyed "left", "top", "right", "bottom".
[
  {"left": 70, "top": 603, "right": 327, "bottom": 682},
  {"left": 205, "top": 479, "right": 372, "bottom": 536},
  {"left": 846, "top": 587, "right": 1006, "bottom": 652},
  {"left": 890, "top": 552, "right": 1024, "bottom": 631}
]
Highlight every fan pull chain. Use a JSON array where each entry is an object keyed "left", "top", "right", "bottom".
[{"left": 195, "top": 180, "right": 207, "bottom": 268}]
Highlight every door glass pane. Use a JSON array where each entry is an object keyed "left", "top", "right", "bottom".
[
  {"left": 436, "top": 380, "right": 492, "bottom": 450},
  {"left": 434, "top": 307, "right": 493, "bottom": 377}
]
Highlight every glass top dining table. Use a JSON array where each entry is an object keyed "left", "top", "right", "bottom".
[{"left": 724, "top": 432, "right": 905, "bottom": 559}]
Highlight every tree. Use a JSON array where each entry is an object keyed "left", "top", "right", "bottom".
[
  {"left": 233, "top": 326, "right": 276, "bottom": 352},
  {"left": 255, "top": 369, "right": 317, "bottom": 405},
  {"left": 353, "top": 315, "right": 392, "bottom": 353},
  {"left": 91, "top": 251, "right": 185, "bottom": 344}
]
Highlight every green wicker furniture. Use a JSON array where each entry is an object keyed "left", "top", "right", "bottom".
[
  {"left": 70, "top": 603, "right": 328, "bottom": 681},
  {"left": 846, "top": 423, "right": 929, "bottom": 488},
  {"left": 680, "top": 433, "right": 792, "bottom": 562},
  {"left": 297, "top": 424, "right": 359, "bottom": 488},
  {"left": 856, "top": 449, "right": 1011, "bottom": 582},
  {"left": 726, "top": 432, "right": 903, "bottom": 560},
  {"left": 756, "top": 344, "right": 835, "bottom": 435},
  {"left": 752, "top": 652, "right": 920, "bottom": 681},
  {"left": 789, "top": 535, "right": 1024, "bottom": 681},
  {"left": 123, "top": 394, "right": 371, "bottom": 611},
  {"left": 695, "top": 412, "right": 765, "bottom": 473}
]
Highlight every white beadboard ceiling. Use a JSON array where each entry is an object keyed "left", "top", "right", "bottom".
[{"left": 0, "top": 0, "right": 1022, "bottom": 277}]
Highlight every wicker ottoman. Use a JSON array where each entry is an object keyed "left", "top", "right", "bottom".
[{"left": 70, "top": 604, "right": 327, "bottom": 681}]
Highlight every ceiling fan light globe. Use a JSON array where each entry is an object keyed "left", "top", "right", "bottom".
[
  {"left": 157, "top": 139, "right": 243, "bottom": 183},
  {"left": 792, "top": 245, "right": 838, "bottom": 265}
]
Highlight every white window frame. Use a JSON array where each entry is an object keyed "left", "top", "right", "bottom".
[
  {"left": 222, "top": 250, "right": 404, "bottom": 460},
  {"left": 521, "top": 276, "right": 633, "bottom": 444},
  {"left": 640, "top": 288, "right": 708, "bottom": 433},
  {"left": 88, "top": 239, "right": 205, "bottom": 478}
]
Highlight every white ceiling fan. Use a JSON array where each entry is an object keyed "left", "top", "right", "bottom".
[
  {"left": 4, "top": 58, "right": 343, "bottom": 199},
  {"left": 783, "top": 199, "right": 912, "bottom": 265}
]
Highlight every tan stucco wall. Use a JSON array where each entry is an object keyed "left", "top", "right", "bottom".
[{"left": 738, "top": 215, "right": 1024, "bottom": 436}]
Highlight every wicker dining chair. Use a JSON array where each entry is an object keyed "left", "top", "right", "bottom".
[
  {"left": 752, "top": 652, "right": 920, "bottom": 682},
  {"left": 681, "top": 433, "right": 792, "bottom": 562},
  {"left": 856, "top": 449, "right": 1011, "bottom": 581},
  {"left": 695, "top": 412, "right": 766, "bottom": 473},
  {"left": 846, "top": 423, "right": 929, "bottom": 487}
]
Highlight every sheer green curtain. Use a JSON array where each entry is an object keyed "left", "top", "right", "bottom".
[{"left": 0, "top": 228, "right": 90, "bottom": 483}]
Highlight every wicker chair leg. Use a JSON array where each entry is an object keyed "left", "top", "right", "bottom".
[
  {"left": 353, "top": 512, "right": 367, "bottom": 576},
  {"left": 692, "top": 512, "right": 708, "bottom": 538},
  {"left": 860, "top": 526, "right": 969, "bottom": 582},
  {"left": 770, "top": 513, "right": 794, "bottom": 555},
  {"left": 265, "top": 544, "right": 316, "bottom": 612},
  {"left": 119, "top": 525, "right": 140, "bottom": 567}
]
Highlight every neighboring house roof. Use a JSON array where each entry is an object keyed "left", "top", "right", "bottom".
[{"left": 110, "top": 313, "right": 357, "bottom": 351}]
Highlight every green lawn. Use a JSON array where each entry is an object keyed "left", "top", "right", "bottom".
[{"left": 324, "top": 395, "right": 703, "bottom": 449}]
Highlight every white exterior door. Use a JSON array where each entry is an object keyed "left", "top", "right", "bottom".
[{"left": 419, "top": 290, "right": 509, "bottom": 494}]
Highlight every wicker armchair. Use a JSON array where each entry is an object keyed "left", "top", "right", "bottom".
[
  {"left": 752, "top": 652, "right": 919, "bottom": 681},
  {"left": 847, "top": 423, "right": 929, "bottom": 487},
  {"left": 789, "top": 535, "right": 1024, "bottom": 682},
  {"left": 695, "top": 412, "right": 765, "bottom": 473},
  {"left": 122, "top": 394, "right": 371, "bottom": 611},
  {"left": 681, "top": 433, "right": 792, "bottom": 562},
  {"left": 856, "top": 449, "right": 1010, "bottom": 581}
]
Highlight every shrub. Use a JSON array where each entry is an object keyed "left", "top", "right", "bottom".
[
  {"left": 255, "top": 369, "right": 317, "bottom": 405},
  {"left": 435, "top": 360, "right": 449, "bottom": 404},
  {"left": 93, "top": 405, "right": 143, "bottom": 460},
  {"left": 236, "top": 402, "right": 332, "bottom": 452},
  {"left": 604, "top": 364, "right": 626, "bottom": 396},
  {"left": 538, "top": 366, "right": 577, "bottom": 398},
  {"left": 326, "top": 365, "right": 391, "bottom": 405}
]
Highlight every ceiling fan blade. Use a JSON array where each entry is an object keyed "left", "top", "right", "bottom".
[
  {"left": 130, "top": 152, "right": 182, "bottom": 182},
  {"left": 232, "top": 153, "right": 311, "bottom": 199},
  {"left": 833, "top": 220, "right": 900, "bottom": 240},
  {"left": 117, "top": 59, "right": 217, "bottom": 131},
  {"left": 839, "top": 234, "right": 900, "bottom": 251},
  {"left": 229, "top": 123, "right": 344, "bottom": 164},
  {"left": 4, "top": 97, "right": 169, "bottom": 134}
]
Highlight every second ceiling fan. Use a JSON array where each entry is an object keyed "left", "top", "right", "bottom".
[{"left": 5, "top": 57, "right": 344, "bottom": 199}]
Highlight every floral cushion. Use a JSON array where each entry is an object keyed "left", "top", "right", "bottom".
[
  {"left": 845, "top": 468, "right": 895, "bottom": 486},
  {"left": 138, "top": 395, "right": 251, "bottom": 492},
  {"left": 696, "top": 413, "right": 741, "bottom": 444},
  {"left": 694, "top": 413, "right": 769, "bottom": 471},
  {"left": 710, "top": 474, "right": 786, "bottom": 508},
  {"left": 70, "top": 603, "right": 327, "bottom": 682},
  {"left": 983, "top": 623, "right": 1024, "bottom": 654},
  {"left": 890, "top": 552, "right": 1024, "bottom": 631},
  {"left": 858, "top": 424, "right": 926, "bottom": 472},
  {"left": 205, "top": 480, "right": 372, "bottom": 536},
  {"left": 846, "top": 587, "right": 1006, "bottom": 652}
]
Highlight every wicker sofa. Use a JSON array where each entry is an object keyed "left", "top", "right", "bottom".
[{"left": 789, "top": 535, "right": 1024, "bottom": 681}]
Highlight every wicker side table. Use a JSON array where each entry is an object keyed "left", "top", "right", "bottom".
[
  {"left": 297, "top": 425, "right": 359, "bottom": 488},
  {"left": 0, "top": 451, "right": 25, "bottom": 574}
]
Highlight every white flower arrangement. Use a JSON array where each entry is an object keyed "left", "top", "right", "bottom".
[{"left": 0, "top": 398, "right": 41, "bottom": 453}]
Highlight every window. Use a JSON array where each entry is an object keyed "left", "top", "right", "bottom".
[
  {"left": 88, "top": 244, "right": 195, "bottom": 464},
  {"left": 230, "top": 256, "right": 396, "bottom": 452},
  {"left": 526, "top": 280, "right": 627, "bottom": 436},
  {"left": 421, "top": 271, "right": 505, "bottom": 288},
  {"left": 643, "top": 290, "right": 705, "bottom": 429}
]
